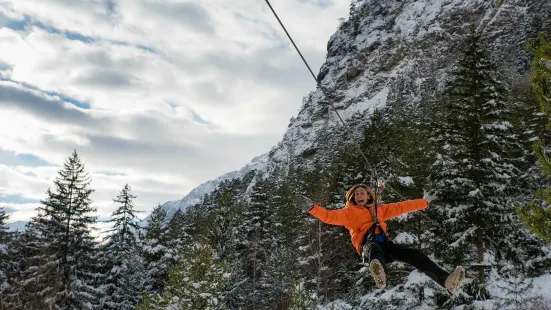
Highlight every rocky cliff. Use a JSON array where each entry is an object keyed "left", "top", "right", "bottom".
[{"left": 159, "top": 0, "right": 551, "bottom": 216}]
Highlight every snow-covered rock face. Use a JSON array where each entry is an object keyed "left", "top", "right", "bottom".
[
  {"left": 152, "top": 153, "right": 268, "bottom": 221},
  {"left": 158, "top": 0, "right": 551, "bottom": 218},
  {"left": 266, "top": 0, "right": 550, "bottom": 172}
]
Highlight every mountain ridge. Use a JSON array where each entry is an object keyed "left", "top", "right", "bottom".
[{"left": 152, "top": 0, "right": 551, "bottom": 222}]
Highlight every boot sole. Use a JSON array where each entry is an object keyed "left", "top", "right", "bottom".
[
  {"left": 446, "top": 267, "right": 465, "bottom": 293},
  {"left": 370, "top": 260, "right": 386, "bottom": 289}
]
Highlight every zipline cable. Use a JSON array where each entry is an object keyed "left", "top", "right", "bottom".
[{"left": 263, "top": 0, "right": 376, "bottom": 181}]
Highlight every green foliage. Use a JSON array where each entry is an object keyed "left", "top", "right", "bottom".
[
  {"left": 518, "top": 34, "right": 551, "bottom": 242},
  {"left": 29, "top": 150, "right": 100, "bottom": 309},
  {"left": 101, "top": 184, "right": 146, "bottom": 310},
  {"left": 135, "top": 241, "right": 229, "bottom": 310},
  {"left": 142, "top": 204, "right": 171, "bottom": 293},
  {"left": 426, "top": 26, "right": 541, "bottom": 300},
  {"left": 105, "top": 184, "right": 142, "bottom": 246},
  {"left": 261, "top": 248, "right": 297, "bottom": 307},
  {"left": 206, "top": 188, "right": 244, "bottom": 260},
  {"left": 0, "top": 206, "right": 10, "bottom": 308},
  {"left": 289, "top": 281, "right": 316, "bottom": 310},
  {"left": 526, "top": 33, "right": 551, "bottom": 117},
  {"left": 518, "top": 188, "right": 551, "bottom": 242}
]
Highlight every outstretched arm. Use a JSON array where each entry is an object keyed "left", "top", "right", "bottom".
[
  {"left": 308, "top": 204, "right": 351, "bottom": 226},
  {"left": 379, "top": 199, "right": 428, "bottom": 221}
]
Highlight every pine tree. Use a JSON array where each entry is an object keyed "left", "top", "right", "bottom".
[
  {"left": 271, "top": 180, "right": 303, "bottom": 254},
  {"left": 519, "top": 162, "right": 551, "bottom": 242},
  {"left": 428, "top": 25, "right": 532, "bottom": 301},
  {"left": 3, "top": 219, "right": 50, "bottom": 309},
  {"left": 263, "top": 180, "right": 307, "bottom": 309},
  {"left": 0, "top": 206, "right": 10, "bottom": 309},
  {"left": 509, "top": 87, "right": 550, "bottom": 203},
  {"left": 206, "top": 188, "right": 243, "bottom": 261},
  {"left": 219, "top": 254, "right": 249, "bottom": 310},
  {"left": 289, "top": 281, "right": 316, "bottom": 310},
  {"left": 502, "top": 88, "right": 550, "bottom": 277},
  {"left": 15, "top": 150, "right": 101, "bottom": 309},
  {"left": 360, "top": 108, "right": 394, "bottom": 184},
  {"left": 1, "top": 232, "right": 22, "bottom": 310},
  {"left": 101, "top": 184, "right": 146, "bottom": 310},
  {"left": 176, "top": 177, "right": 254, "bottom": 310},
  {"left": 198, "top": 186, "right": 248, "bottom": 308},
  {"left": 518, "top": 33, "right": 551, "bottom": 242},
  {"left": 294, "top": 165, "right": 358, "bottom": 305},
  {"left": 526, "top": 33, "right": 551, "bottom": 115},
  {"left": 260, "top": 248, "right": 297, "bottom": 308},
  {"left": 235, "top": 176, "right": 275, "bottom": 309},
  {"left": 135, "top": 241, "right": 229, "bottom": 310},
  {"left": 164, "top": 209, "right": 190, "bottom": 269},
  {"left": 142, "top": 204, "right": 171, "bottom": 293}
]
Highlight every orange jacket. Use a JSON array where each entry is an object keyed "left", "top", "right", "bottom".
[{"left": 308, "top": 199, "right": 428, "bottom": 255}]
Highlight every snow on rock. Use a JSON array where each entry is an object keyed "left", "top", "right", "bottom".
[
  {"left": 149, "top": 0, "right": 551, "bottom": 235},
  {"left": 530, "top": 273, "right": 551, "bottom": 300},
  {"left": 393, "top": 232, "right": 418, "bottom": 244},
  {"left": 398, "top": 176, "right": 414, "bottom": 186},
  {"left": 142, "top": 153, "right": 269, "bottom": 224},
  {"left": 316, "top": 299, "right": 353, "bottom": 310},
  {"left": 6, "top": 220, "right": 27, "bottom": 232}
]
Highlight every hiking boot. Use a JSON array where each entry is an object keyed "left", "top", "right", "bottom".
[
  {"left": 445, "top": 266, "right": 465, "bottom": 293},
  {"left": 369, "top": 259, "right": 386, "bottom": 289}
]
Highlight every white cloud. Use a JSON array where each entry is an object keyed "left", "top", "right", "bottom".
[
  {"left": 1, "top": 202, "right": 41, "bottom": 223},
  {"left": 0, "top": 0, "right": 349, "bottom": 224}
]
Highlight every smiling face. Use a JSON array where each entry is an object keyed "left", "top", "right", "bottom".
[{"left": 354, "top": 187, "right": 370, "bottom": 206}]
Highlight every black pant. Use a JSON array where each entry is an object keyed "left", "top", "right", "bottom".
[{"left": 362, "top": 240, "right": 450, "bottom": 288}]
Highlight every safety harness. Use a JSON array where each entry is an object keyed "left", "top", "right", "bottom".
[
  {"left": 365, "top": 181, "right": 389, "bottom": 243},
  {"left": 365, "top": 204, "right": 388, "bottom": 242}
]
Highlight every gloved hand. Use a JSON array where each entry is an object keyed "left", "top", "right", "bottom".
[
  {"left": 423, "top": 190, "right": 438, "bottom": 203},
  {"left": 294, "top": 195, "right": 314, "bottom": 212}
]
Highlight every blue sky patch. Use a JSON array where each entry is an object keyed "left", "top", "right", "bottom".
[
  {"left": 1, "top": 77, "right": 91, "bottom": 109},
  {"left": 0, "top": 149, "right": 52, "bottom": 167},
  {"left": 106, "top": 0, "right": 116, "bottom": 18},
  {"left": 1, "top": 12, "right": 156, "bottom": 59},
  {"left": 17, "top": 153, "right": 52, "bottom": 166},
  {"left": 167, "top": 102, "right": 178, "bottom": 111},
  {"left": 0, "top": 194, "right": 40, "bottom": 204},
  {"left": 5, "top": 18, "right": 28, "bottom": 31},
  {"left": 299, "top": 0, "right": 333, "bottom": 9},
  {"left": 192, "top": 111, "right": 210, "bottom": 125},
  {"left": 0, "top": 13, "right": 96, "bottom": 44},
  {"left": 136, "top": 44, "right": 157, "bottom": 54},
  {"left": 50, "top": 92, "right": 91, "bottom": 109},
  {"left": 64, "top": 30, "right": 96, "bottom": 44},
  {"left": 0, "top": 13, "right": 29, "bottom": 31},
  {"left": 21, "top": 19, "right": 97, "bottom": 44},
  {"left": 0, "top": 61, "right": 11, "bottom": 71},
  {"left": 97, "top": 216, "right": 112, "bottom": 222}
]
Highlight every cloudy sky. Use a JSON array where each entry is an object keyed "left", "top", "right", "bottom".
[{"left": 0, "top": 0, "right": 349, "bottom": 231}]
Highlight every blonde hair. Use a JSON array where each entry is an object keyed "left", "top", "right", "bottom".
[{"left": 345, "top": 184, "right": 376, "bottom": 206}]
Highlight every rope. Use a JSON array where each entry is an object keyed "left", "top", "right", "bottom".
[{"left": 263, "top": 0, "right": 376, "bottom": 179}]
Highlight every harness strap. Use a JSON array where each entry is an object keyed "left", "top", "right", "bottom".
[
  {"left": 368, "top": 203, "right": 386, "bottom": 237},
  {"left": 365, "top": 201, "right": 388, "bottom": 242},
  {"left": 368, "top": 205, "right": 379, "bottom": 233}
]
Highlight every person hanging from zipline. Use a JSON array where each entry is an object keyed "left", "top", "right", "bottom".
[{"left": 296, "top": 183, "right": 465, "bottom": 293}]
